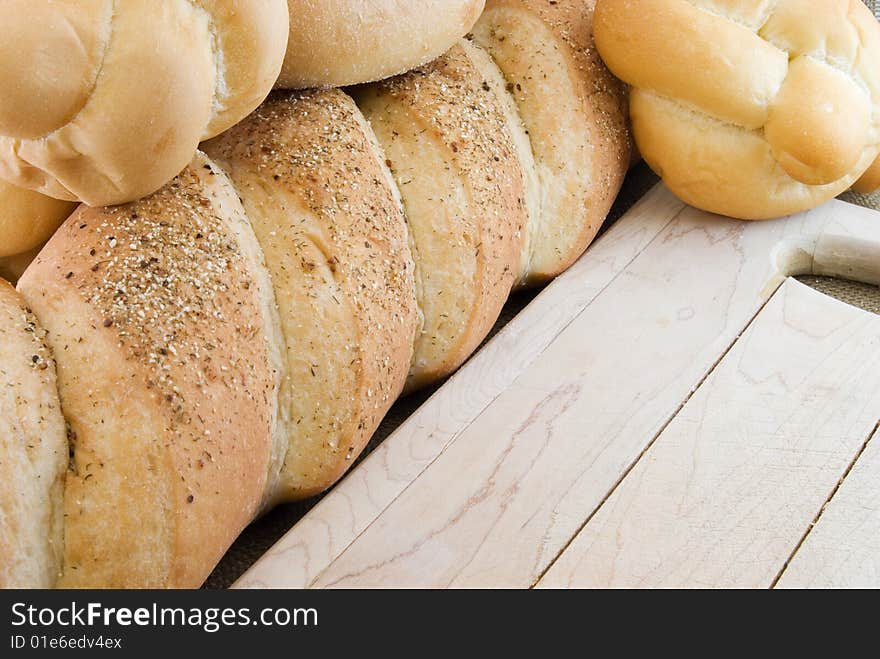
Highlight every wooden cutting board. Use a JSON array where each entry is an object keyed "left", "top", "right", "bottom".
[{"left": 236, "top": 184, "right": 880, "bottom": 589}]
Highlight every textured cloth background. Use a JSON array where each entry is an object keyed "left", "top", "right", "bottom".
[{"left": 205, "top": 2, "right": 880, "bottom": 588}]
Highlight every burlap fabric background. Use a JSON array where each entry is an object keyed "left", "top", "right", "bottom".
[{"left": 205, "top": 1, "right": 880, "bottom": 588}]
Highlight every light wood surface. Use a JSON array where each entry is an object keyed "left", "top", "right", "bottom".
[
  {"left": 538, "top": 281, "right": 880, "bottom": 588},
  {"left": 236, "top": 185, "right": 880, "bottom": 589},
  {"left": 776, "top": 425, "right": 880, "bottom": 589}
]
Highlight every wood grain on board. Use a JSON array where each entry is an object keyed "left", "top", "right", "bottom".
[
  {"left": 776, "top": 425, "right": 880, "bottom": 589},
  {"left": 236, "top": 185, "right": 880, "bottom": 589},
  {"left": 537, "top": 281, "right": 880, "bottom": 588}
]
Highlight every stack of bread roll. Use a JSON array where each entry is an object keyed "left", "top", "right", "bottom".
[{"left": 0, "top": 0, "right": 630, "bottom": 587}]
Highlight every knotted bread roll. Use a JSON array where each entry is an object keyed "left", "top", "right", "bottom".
[
  {"left": 0, "top": 0, "right": 289, "bottom": 207},
  {"left": 594, "top": 0, "right": 880, "bottom": 219}
]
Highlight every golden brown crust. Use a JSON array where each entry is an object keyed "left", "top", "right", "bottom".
[
  {"left": 594, "top": 0, "right": 880, "bottom": 219},
  {"left": 472, "top": 0, "right": 631, "bottom": 284},
  {"left": 204, "top": 90, "right": 418, "bottom": 502},
  {"left": 277, "top": 0, "right": 485, "bottom": 89},
  {"left": 0, "top": 280, "right": 67, "bottom": 588},
  {"left": 18, "top": 153, "right": 284, "bottom": 587},
  {"left": 355, "top": 41, "right": 527, "bottom": 390}
]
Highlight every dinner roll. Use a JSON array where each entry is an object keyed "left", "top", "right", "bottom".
[
  {"left": 0, "top": 0, "right": 288, "bottom": 207},
  {"left": 594, "top": 0, "right": 880, "bottom": 219},
  {"left": 276, "top": 0, "right": 486, "bottom": 88}
]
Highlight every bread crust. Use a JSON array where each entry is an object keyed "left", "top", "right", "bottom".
[
  {"left": 630, "top": 89, "right": 859, "bottom": 219},
  {"left": 205, "top": 90, "right": 418, "bottom": 501},
  {"left": 355, "top": 41, "right": 527, "bottom": 390},
  {"left": 0, "top": 0, "right": 111, "bottom": 141},
  {"left": 277, "top": 0, "right": 485, "bottom": 88},
  {"left": 0, "top": 281, "right": 67, "bottom": 588},
  {"left": 472, "top": 0, "right": 631, "bottom": 284},
  {"left": 594, "top": 0, "right": 880, "bottom": 218},
  {"left": 17, "top": 153, "right": 285, "bottom": 587}
]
